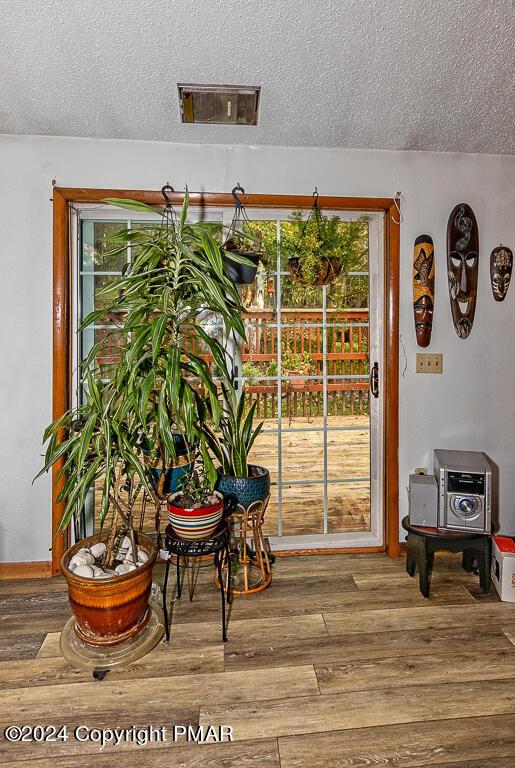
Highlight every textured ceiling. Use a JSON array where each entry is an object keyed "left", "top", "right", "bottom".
[{"left": 0, "top": 0, "right": 513, "bottom": 154}]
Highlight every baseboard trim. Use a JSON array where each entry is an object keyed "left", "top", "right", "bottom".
[{"left": 0, "top": 561, "right": 52, "bottom": 580}]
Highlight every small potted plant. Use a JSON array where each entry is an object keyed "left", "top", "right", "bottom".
[
  {"left": 167, "top": 466, "right": 225, "bottom": 540},
  {"left": 282, "top": 351, "right": 314, "bottom": 389},
  {"left": 203, "top": 387, "right": 270, "bottom": 508}
]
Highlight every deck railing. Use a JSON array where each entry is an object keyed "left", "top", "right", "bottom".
[
  {"left": 95, "top": 308, "right": 370, "bottom": 419},
  {"left": 242, "top": 309, "right": 369, "bottom": 418}
]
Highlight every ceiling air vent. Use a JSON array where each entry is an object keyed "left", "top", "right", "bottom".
[{"left": 178, "top": 84, "right": 260, "bottom": 126}]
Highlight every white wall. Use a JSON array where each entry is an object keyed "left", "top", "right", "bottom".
[{"left": 1, "top": 134, "right": 514, "bottom": 562}]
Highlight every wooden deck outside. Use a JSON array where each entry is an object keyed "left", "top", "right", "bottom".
[
  {"left": 93, "top": 416, "right": 371, "bottom": 541},
  {"left": 2, "top": 553, "right": 515, "bottom": 766},
  {"left": 249, "top": 415, "right": 371, "bottom": 537}
]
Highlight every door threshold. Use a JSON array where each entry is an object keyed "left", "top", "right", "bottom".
[
  {"left": 273, "top": 545, "right": 385, "bottom": 557},
  {"left": 267, "top": 531, "right": 383, "bottom": 551}
]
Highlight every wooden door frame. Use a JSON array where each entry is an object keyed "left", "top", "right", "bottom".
[{"left": 51, "top": 187, "right": 400, "bottom": 575}]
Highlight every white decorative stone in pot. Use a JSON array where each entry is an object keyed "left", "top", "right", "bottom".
[
  {"left": 90, "top": 542, "right": 107, "bottom": 559},
  {"left": 115, "top": 562, "right": 136, "bottom": 575},
  {"left": 74, "top": 564, "right": 94, "bottom": 578},
  {"left": 70, "top": 552, "right": 95, "bottom": 567},
  {"left": 137, "top": 550, "right": 149, "bottom": 563}
]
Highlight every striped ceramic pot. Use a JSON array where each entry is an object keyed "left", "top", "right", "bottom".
[{"left": 167, "top": 491, "right": 224, "bottom": 540}]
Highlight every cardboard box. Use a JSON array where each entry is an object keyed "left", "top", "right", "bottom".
[{"left": 491, "top": 535, "right": 515, "bottom": 602}]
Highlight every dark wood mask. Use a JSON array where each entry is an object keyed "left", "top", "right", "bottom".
[
  {"left": 490, "top": 245, "right": 513, "bottom": 302},
  {"left": 447, "top": 203, "right": 479, "bottom": 339},
  {"left": 413, "top": 235, "right": 434, "bottom": 347}
]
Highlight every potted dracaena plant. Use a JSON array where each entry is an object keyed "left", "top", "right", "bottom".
[{"left": 38, "top": 188, "right": 247, "bottom": 646}]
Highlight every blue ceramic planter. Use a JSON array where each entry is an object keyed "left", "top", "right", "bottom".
[
  {"left": 148, "top": 460, "right": 194, "bottom": 495},
  {"left": 143, "top": 436, "right": 196, "bottom": 496},
  {"left": 215, "top": 465, "right": 270, "bottom": 507}
]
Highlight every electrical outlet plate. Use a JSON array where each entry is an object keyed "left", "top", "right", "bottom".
[{"left": 416, "top": 353, "right": 443, "bottom": 374}]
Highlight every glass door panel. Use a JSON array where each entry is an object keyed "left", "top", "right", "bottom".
[{"left": 239, "top": 209, "right": 383, "bottom": 549}]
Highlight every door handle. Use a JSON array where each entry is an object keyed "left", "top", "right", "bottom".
[{"left": 370, "top": 362, "right": 379, "bottom": 398}]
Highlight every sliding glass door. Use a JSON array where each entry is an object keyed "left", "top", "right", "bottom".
[{"left": 72, "top": 204, "right": 384, "bottom": 549}]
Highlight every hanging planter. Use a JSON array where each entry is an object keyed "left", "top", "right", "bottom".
[
  {"left": 222, "top": 184, "right": 262, "bottom": 285},
  {"left": 285, "top": 189, "right": 348, "bottom": 287},
  {"left": 287, "top": 255, "right": 342, "bottom": 285}
]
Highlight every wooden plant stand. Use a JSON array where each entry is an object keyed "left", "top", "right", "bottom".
[
  {"left": 224, "top": 497, "right": 273, "bottom": 595},
  {"left": 402, "top": 516, "right": 491, "bottom": 598}
]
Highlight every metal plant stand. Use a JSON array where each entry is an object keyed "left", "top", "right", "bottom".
[{"left": 162, "top": 522, "right": 232, "bottom": 642}]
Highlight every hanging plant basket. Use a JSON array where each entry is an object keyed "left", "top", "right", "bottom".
[
  {"left": 222, "top": 184, "right": 262, "bottom": 285},
  {"left": 287, "top": 255, "right": 342, "bottom": 286},
  {"left": 287, "top": 189, "right": 344, "bottom": 287},
  {"left": 224, "top": 240, "right": 261, "bottom": 285}
]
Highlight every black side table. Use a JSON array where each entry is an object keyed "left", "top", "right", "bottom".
[
  {"left": 401, "top": 516, "right": 491, "bottom": 598},
  {"left": 162, "top": 521, "right": 232, "bottom": 642}
]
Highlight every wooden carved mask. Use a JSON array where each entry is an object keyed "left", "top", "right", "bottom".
[
  {"left": 413, "top": 235, "right": 434, "bottom": 347},
  {"left": 490, "top": 245, "right": 513, "bottom": 302},
  {"left": 447, "top": 203, "right": 479, "bottom": 339}
]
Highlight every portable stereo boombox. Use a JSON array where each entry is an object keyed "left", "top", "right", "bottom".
[{"left": 409, "top": 449, "right": 493, "bottom": 534}]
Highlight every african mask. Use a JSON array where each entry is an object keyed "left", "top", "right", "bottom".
[
  {"left": 413, "top": 234, "right": 434, "bottom": 347},
  {"left": 447, "top": 203, "right": 479, "bottom": 339},
  {"left": 490, "top": 245, "right": 513, "bottom": 302}
]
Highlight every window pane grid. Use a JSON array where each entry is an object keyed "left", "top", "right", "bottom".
[{"left": 78, "top": 211, "right": 371, "bottom": 539}]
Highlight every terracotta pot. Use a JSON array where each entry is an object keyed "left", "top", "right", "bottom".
[
  {"left": 61, "top": 531, "right": 157, "bottom": 647},
  {"left": 285, "top": 371, "right": 306, "bottom": 389}
]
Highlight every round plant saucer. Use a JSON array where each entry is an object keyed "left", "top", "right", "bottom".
[{"left": 60, "top": 601, "right": 164, "bottom": 679}]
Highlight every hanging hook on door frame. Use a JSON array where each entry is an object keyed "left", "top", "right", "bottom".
[
  {"left": 161, "top": 182, "right": 175, "bottom": 209},
  {"left": 231, "top": 183, "right": 245, "bottom": 209},
  {"left": 391, "top": 191, "right": 404, "bottom": 224}
]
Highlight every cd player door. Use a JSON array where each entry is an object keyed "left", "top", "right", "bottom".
[{"left": 445, "top": 493, "right": 484, "bottom": 531}]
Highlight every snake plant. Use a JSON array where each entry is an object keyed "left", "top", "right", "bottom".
[{"left": 202, "top": 386, "right": 263, "bottom": 479}]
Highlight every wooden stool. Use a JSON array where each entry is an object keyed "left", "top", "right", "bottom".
[
  {"left": 402, "top": 516, "right": 491, "bottom": 598},
  {"left": 224, "top": 496, "right": 272, "bottom": 595}
]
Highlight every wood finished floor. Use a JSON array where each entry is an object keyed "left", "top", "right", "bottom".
[{"left": 1, "top": 552, "right": 515, "bottom": 766}]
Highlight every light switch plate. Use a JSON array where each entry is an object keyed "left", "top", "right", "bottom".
[{"left": 416, "top": 353, "right": 443, "bottom": 374}]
